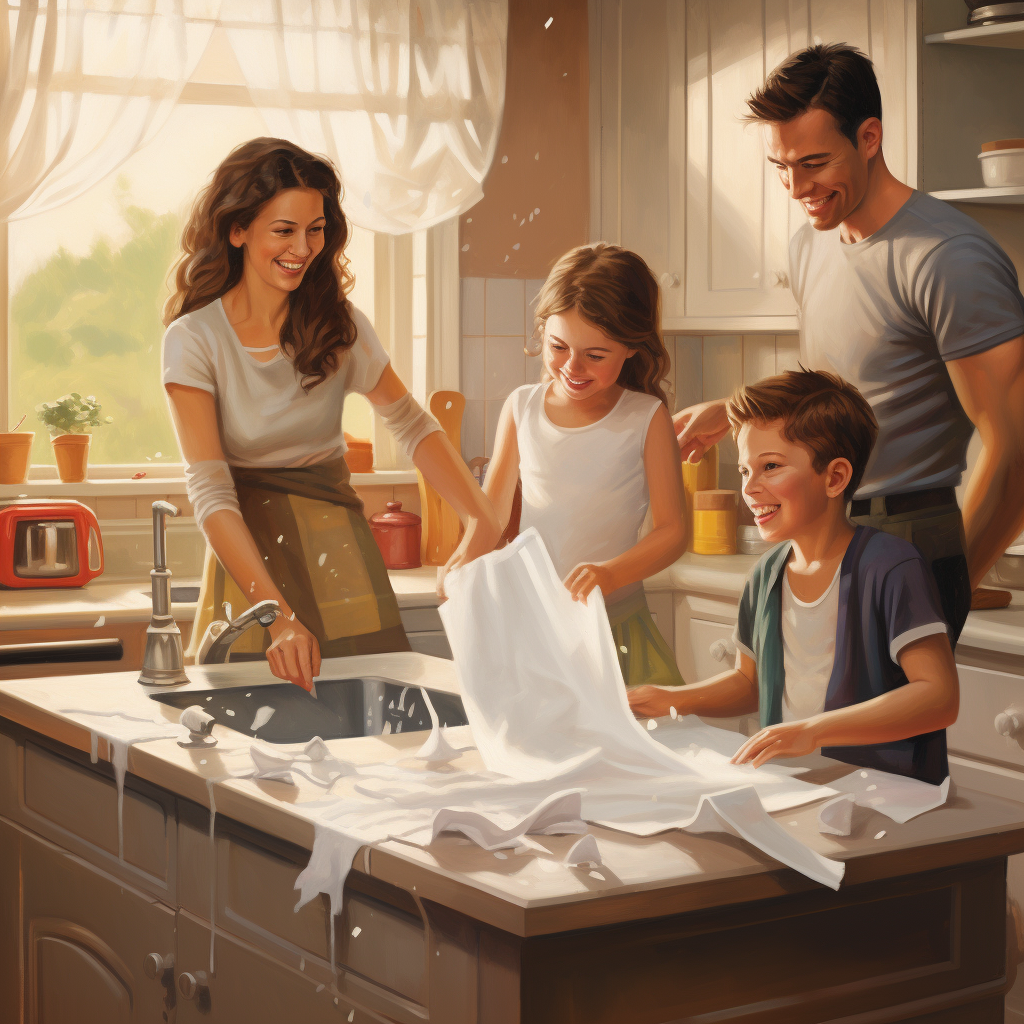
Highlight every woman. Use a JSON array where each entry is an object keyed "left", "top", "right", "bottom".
[{"left": 162, "top": 138, "right": 499, "bottom": 690}]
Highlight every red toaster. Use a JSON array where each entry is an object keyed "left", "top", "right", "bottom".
[{"left": 0, "top": 499, "right": 104, "bottom": 588}]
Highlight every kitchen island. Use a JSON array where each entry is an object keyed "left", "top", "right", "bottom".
[{"left": 2, "top": 654, "right": 1024, "bottom": 1023}]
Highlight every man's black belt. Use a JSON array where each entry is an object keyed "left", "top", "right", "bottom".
[{"left": 850, "top": 487, "right": 957, "bottom": 519}]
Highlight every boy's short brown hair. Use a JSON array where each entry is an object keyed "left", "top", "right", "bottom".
[{"left": 726, "top": 368, "right": 878, "bottom": 500}]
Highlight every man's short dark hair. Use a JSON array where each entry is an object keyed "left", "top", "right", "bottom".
[{"left": 745, "top": 43, "right": 882, "bottom": 149}]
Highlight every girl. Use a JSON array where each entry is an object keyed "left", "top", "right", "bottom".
[
  {"left": 162, "top": 138, "right": 499, "bottom": 690},
  {"left": 483, "top": 244, "right": 687, "bottom": 687}
]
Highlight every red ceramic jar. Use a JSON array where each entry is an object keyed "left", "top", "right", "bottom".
[{"left": 368, "top": 501, "right": 422, "bottom": 570}]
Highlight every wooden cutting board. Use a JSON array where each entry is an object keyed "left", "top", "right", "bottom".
[{"left": 416, "top": 391, "right": 465, "bottom": 566}]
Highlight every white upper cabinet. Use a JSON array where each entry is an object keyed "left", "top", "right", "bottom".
[{"left": 590, "top": 0, "right": 916, "bottom": 330}]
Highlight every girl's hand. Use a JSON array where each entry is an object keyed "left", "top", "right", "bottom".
[
  {"left": 266, "top": 616, "right": 321, "bottom": 692},
  {"left": 564, "top": 562, "right": 616, "bottom": 602},
  {"left": 628, "top": 685, "right": 685, "bottom": 720},
  {"left": 730, "top": 720, "right": 819, "bottom": 769}
]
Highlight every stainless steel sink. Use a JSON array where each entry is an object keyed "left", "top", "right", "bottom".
[
  {"left": 138, "top": 584, "right": 201, "bottom": 603},
  {"left": 150, "top": 676, "right": 468, "bottom": 744}
]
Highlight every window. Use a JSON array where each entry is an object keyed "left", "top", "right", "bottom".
[{"left": 6, "top": 27, "right": 377, "bottom": 472}]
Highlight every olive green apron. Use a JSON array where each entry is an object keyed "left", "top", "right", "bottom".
[
  {"left": 607, "top": 588, "right": 686, "bottom": 688},
  {"left": 187, "top": 456, "right": 410, "bottom": 660}
]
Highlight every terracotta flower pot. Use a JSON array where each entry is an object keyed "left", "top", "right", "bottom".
[
  {"left": 51, "top": 433, "right": 92, "bottom": 483},
  {"left": 0, "top": 432, "right": 34, "bottom": 485}
]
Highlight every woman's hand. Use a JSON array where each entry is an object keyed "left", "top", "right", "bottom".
[
  {"left": 628, "top": 685, "right": 686, "bottom": 720},
  {"left": 730, "top": 720, "right": 819, "bottom": 769},
  {"left": 564, "top": 562, "right": 617, "bottom": 602},
  {"left": 266, "top": 616, "right": 321, "bottom": 692}
]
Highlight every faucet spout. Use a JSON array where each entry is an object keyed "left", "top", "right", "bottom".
[
  {"left": 197, "top": 600, "right": 280, "bottom": 665},
  {"left": 139, "top": 501, "right": 189, "bottom": 686}
]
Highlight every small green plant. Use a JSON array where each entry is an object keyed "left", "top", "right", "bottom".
[{"left": 36, "top": 394, "right": 113, "bottom": 436}]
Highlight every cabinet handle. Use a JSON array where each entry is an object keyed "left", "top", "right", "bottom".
[
  {"left": 143, "top": 953, "right": 174, "bottom": 979},
  {"left": 178, "top": 970, "right": 210, "bottom": 1002},
  {"left": 709, "top": 638, "right": 736, "bottom": 663},
  {"left": 772, "top": 271, "right": 790, "bottom": 289},
  {"left": 659, "top": 272, "right": 680, "bottom": 289},
  {"left": 995, "top": 708, "right": 1024, "bottom": 737}
]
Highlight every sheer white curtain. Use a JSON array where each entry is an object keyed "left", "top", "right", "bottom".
[
  {"left": 221, "top": 0, "right": 507, "bottom": 234},
  {"left": 1, "top": 0, "right": 219, "bottom": 222}
]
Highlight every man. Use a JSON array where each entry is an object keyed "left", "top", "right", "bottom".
[{"left": 674, "top": 43, "right": 1024, "bottom": 642}]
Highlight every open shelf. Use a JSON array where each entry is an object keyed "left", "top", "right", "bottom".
[
  {"left": 929, "top": 185, "right": 1024, "bottom": 204},
  {"left": 925, "top": 21, "right": 1024, "bottom": 49}
]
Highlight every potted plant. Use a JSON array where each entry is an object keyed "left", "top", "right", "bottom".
[
  {"left": 36, "top": 394, "right": 112, "bottom": 483},
  {"left": 0, "top": 413, "right": 34, "bottom": 485}
]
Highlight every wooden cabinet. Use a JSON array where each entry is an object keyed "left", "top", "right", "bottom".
[
  {"left": 590, "top": 0, "right": 916, "bottom": 330},
  {"left": 2, "top": 819, "right": 176, "bottom": 1024}
]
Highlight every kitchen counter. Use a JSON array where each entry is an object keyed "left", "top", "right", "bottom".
[
  {"left": 646, "top": 551, "right": 1024, "bottom": 660},
  {"left": 0, "top": 566, "right": 441, "bottom": 632},
  {"left": 3, "top": 657, "right": 1024, "bottom": 1022}
]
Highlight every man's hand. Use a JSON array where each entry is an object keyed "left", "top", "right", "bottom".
[
  {"left": 628, "top": 685, "right": 686, "bottom": 720},
  {"left": 730, "top": 720, "right": 819, "bottom": 768},
  {"left": 564, "top": 562, "right": 617, "bottom": 602},
  {"left": 672, "top": 400, "right": 731, "bottom": 463}
]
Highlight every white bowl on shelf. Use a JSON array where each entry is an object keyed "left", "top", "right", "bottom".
[{"left": 978, "top": 147, "right": 1024, "bottom": 188}]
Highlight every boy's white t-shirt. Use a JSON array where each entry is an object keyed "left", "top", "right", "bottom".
[
  {"left": 510, "top": 381, "right": 661, "bottom": 602},
  {"left": 780, "top": 566, "right": 841, "bottom": 722},
  {"left": 161, "top": 298, "right": 388, "bottom": 467}
]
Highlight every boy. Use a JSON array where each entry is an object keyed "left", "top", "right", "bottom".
[{"left": 630, "top": 369, "right": 958, "bottom": 784}]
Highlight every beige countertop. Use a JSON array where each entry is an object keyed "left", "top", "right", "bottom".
[
  {"left": 0, "top": 566, "right": 441, "bottom": 631},
  {"left": 645, "top": 552, "right": 1024, "bottom": 660},
  {"left": 3, "top": 656, "right": 1024, "bottom": 937}
]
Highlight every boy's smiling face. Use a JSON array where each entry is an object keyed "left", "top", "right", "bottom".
[{"left": 737, "top": 418, "right": 850, "bottom": 542}]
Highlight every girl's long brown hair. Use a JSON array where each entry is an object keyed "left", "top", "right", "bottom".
[
  {"left": 533, "top": 244, "right": 670, "bottom": 406},
  {"left": 163, "top": 138, "right": 356, "bottom": 391}
]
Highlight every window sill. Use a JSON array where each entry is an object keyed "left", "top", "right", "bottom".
[{"left": 0, "top": 468, "right": 419, "bottom": 499}]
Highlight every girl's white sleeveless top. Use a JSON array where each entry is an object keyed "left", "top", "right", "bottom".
[{"left": 510, "top": 382, "right": 661, "bottom": 584}]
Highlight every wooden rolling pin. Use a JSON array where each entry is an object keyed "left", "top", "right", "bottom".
[{"left": 416, "top": 391, "right": 465, "bottom": 565}]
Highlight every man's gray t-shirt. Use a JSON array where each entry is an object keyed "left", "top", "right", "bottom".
[{"left": 790, "top": 190, "right": 1024, "bottom": 499}]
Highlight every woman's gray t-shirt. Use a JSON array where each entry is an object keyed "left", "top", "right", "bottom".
[
  {"left": 790, "top": 190, "right": 1024, "bottom": 499},
  {"left": 162, "top": 299, "right": 388, "bottom": 468}
]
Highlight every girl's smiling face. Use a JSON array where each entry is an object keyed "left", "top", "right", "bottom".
[
  {"left": 543, "top": 309, "right": 634, "bottom": 404},
  {"left": 230, "top": 187, "right": 326, "bottom": 294},
  {"left": 737, "top": 419, "right": 850, "bottom": 542}
]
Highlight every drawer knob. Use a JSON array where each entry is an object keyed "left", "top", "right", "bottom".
[
  {"left": 178, "top": 971, "right": 209, "bottom": 1001},
  {"left": 143, "top": 953, "right": 173, "bottom": 979},
  {"left": 995, "top": 709, "right": 1024, "bottom": 737},
  {"left": 709, "top": 638, "right": 736, "bottom": 663}
]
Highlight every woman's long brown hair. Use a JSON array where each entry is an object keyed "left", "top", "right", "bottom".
[
  {"left": 163, "top": 138, "right": 356, "bottom": 391},
  {"left": 533, "top": 244, "right": 671, "bottom": 406}
]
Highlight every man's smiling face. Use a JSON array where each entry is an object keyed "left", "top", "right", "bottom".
[{"left": 765, "top": 107, "right": 877, "bottom": 232}]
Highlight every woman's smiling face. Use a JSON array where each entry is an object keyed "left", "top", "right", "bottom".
[
  {"left": 543, "top": 309, "right": 633, "bottom": 404},
  {"left": 230, "top": 187, "right": 326, "bottom": 294}
]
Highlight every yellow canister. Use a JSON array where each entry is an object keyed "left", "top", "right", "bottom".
[
  {"left": 681, "top": 446, "right": 719, "bottom": 552},
  {"left": 692, "top": 489, "right": 738, "bottom": 555}
]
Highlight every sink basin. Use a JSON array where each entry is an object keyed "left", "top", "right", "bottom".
[
  {"left": 138, "top": 584, "right": 201, "bottom": 603},
  {"left": 150, "top": 676, "right": 468, "bottom": 744}
]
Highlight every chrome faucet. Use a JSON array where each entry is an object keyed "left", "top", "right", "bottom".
[
  {"left": 196, "top": 600, "right": 280, "bottom": 664},
  {"left": 139, "top": 501, "right": 189, "bottom": 685}
]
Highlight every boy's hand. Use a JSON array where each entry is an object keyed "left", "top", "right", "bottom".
[
  {"left": 564, "top": 562, "right": 616, "bottom": 602},
  {"left": 628, "top": 685, "right": 684, "bottom": 720},
  {"left": 730, "top": 720, "right": 819, "bottom": 768}
]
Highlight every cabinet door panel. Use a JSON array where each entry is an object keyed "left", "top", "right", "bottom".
[
  {"left": 175, "top": 911, "right": 374, "bottom": 1024},
  {"left": 10, "top": 820, "right": 176, "bottom": 1024}
]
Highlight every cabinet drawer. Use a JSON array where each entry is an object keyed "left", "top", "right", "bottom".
[
  {"left": 687, "top": 618, "right": 755, "bottom": 735},
  {"left": 949, "top": 663, "right": 1024, "bottom": 769}
]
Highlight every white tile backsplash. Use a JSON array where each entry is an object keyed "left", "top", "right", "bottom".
[
  {"left": 485, "top": 337, "right": 527, "bottom": 403},
  {"left": 462, "top": 398, "right": 486, "bottom": 462},
  {"left": 461, "top": 336, "right": 485, "bottom": 400},
  {"left": 524, "top": 278, "right": 545, "bottom": 346},
  {"left": 674, "top": 337, "right": 702, "bottom": 412},
  {"left": 485, "top": 278, "right": 526, "bottom": 335},
  {"left": 461, "top": 278, "right": 485, "bottom": 336}
]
